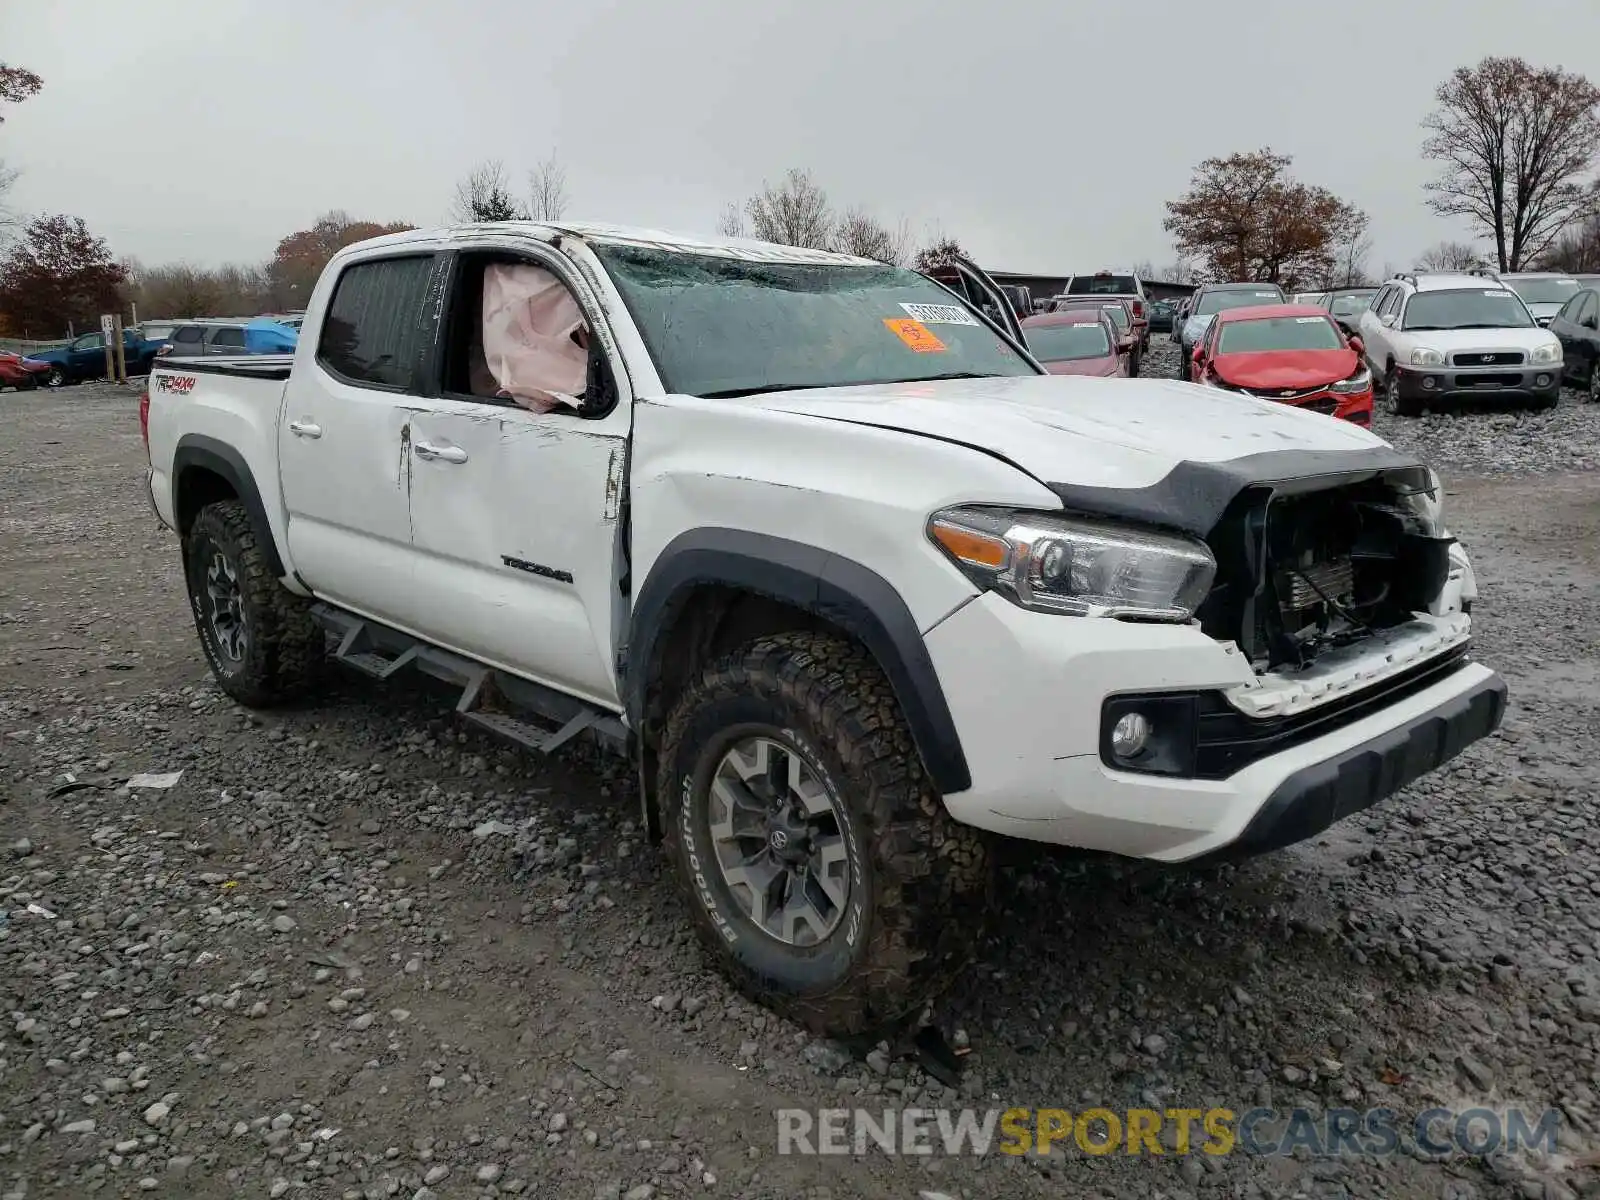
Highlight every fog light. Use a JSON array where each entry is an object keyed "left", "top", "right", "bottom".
[
  {"left": 1110, "top": 712, "right": 1151, "bottom": 758},
  {"left": 1535, "top": 373, "right": 1552, "bottom": 388},
  {"left": 1421, "top": 377, "right": 1438, "bottom": 390}
]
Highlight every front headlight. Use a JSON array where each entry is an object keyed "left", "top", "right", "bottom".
[
  {"left": 1530, "top": 342, "right": 1561, "bottom": 365},
  {"left": 1330, "top": 367, "right": 1372, "bottom": 394},
  {"left": 1397, "top": 467, "right": 1446, "bottom": 535},
  {"left": 927, "top": 507, "right": 1216, "bottom": 620},
  {"left": 1410, "top": 347, "right": 1444, "bottom": 367}
]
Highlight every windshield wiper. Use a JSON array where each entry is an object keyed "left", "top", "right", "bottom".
[
  {"left": 905, "top": 371, "right": 1002, "bottom": 383},
  {"left": 696, "top": 384, "right": 812, "bottom": 399}
]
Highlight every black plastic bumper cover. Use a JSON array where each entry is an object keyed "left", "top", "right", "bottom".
[{"left": 1199, "top": 670, "right": 1507, "bottom": 862}]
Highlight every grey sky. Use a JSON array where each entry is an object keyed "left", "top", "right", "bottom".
[{"left": 4, "top": 0, "right": 1597, "bottom": 276}]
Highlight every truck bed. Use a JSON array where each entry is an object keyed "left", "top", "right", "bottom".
[{"left": 154, "top": 355, "right": 295, "bottom": 381}]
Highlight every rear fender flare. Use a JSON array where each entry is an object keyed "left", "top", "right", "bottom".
[{"left": 172, "top": 434, "right": 286, "bottom": 578}]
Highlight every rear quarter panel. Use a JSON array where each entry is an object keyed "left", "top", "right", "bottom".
[{"left": 146, "top": 363, "right": 291, "bottom": 558}]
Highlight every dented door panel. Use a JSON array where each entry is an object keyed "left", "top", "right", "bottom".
[{"left": 403, "top": 399, "right": 628, "bottom": 709}]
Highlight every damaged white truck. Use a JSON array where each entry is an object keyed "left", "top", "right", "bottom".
[{"left": 141, "top": 223, "right": 1507, "bottom": 1036}]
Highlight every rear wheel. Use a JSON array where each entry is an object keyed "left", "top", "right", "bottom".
[
  {"left": 659, "top": 631, "right": 991, "bottom": 1036},
  {"left": 184, "top": 500, "right": 322, "bottom": 706},
  {"left": 1588, "top": 361, "right": 1599, "bottom": 403}
]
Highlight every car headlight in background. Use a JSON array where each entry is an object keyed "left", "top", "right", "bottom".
[
  {"left": 1410, "top": 347, "right": 1445, "bottom": 367},
  {"left": 927, "top": 507, "right": 1216, "bottom": 620},
  {"left": 1330, "top": 367, "right": 1372, "bottom": 394},
  {"left": 1530, "top": 343, "right": 1561, "bottom": 365}
]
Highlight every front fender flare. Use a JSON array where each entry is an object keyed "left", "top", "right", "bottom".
[{"left": 628, "top": 528, "right": 971, "bottom": 795}]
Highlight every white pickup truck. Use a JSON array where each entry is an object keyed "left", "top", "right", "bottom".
[{"left": 141, "top": 222, "right": 1507, "bottom": 1036}]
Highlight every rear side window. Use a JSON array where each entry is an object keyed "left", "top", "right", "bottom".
[
  {"left": 173, "top": 326, "right": 205, "bottom": 344},
  {"left": 209, "top": 327, "right": 245, "bottom": 348},
  {"left": 317, "top": 255, "right": 435, "bottom": 390},
  {"left": 1068, "top": 274, "right": 1138, "bottom": 295}
]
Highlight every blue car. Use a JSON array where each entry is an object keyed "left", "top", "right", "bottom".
[{"left": 26, "top": 329, "right": 161, "bottom": 387}]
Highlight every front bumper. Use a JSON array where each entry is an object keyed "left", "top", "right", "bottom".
[
  {"left": 1395, "top": 363, "right": 1561, "bottom": 404},
  {"left": 924, "top": 593, "right": 1505, "bottom": 862}
]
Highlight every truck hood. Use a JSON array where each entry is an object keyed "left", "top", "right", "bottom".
[
  {"left": 1213, "top": 348, "right": 1359, "bottom": 390},
  {"left": 729, "top": 373, "right": 1393, "bottom": 500}
]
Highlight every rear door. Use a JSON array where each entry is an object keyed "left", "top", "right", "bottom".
[
  {"left": 277, "top": 251, "right": 440, "bottom": 617},
  {"left": 205, "top": 326, "right": 247, "bottom": 356}
]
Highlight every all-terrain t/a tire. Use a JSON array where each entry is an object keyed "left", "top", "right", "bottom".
[
  {"left": 184, "top": 500, "right": 322, "bottom": 707},
  {"left": 659, "top": 631, "right": 992, "bottom": 1037}
]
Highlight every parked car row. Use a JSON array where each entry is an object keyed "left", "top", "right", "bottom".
[{"left": 5, "top": 315, "right": 301, "bottom": 389}]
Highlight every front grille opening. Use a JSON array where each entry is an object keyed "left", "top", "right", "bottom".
[{"left": 1196, "top": 478, "right": 1452, "bottom": 671}]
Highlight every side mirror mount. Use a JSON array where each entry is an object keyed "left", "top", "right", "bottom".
[{"left": 1348, "top": 336, "right": 1364, "bottom": 355}]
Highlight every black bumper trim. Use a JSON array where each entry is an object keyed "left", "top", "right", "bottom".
[
  {"left": 1395, "top": 366, "right": 1560, "bottom": 403},
  {"left": 1194, "top": 669, "right": 1507, "bottom": 863}
]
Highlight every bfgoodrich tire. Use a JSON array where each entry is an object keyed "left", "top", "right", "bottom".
[
  {"left": 184, "top": 500, "right": 322, "bottom": 707},
  {"left": 659, "top": 631, "right": 991, "bottom": 1037}
]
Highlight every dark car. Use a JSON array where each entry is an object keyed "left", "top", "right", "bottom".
[
  {"left": 1319, "top": 287, "right": 1379, "bottom": 338},
  {"left": 24, "top": 329, "right": 161, "bottom": 387},
  {"left": 1177, "top": 282, "right": 1287, "bottom": 378},
  {"left": 1148, "top": 300, "right": 1176, "bottom": 333},
  {"left": 1020, "top": 309, "right": 1126, "bottom": 376},
  {"left": 1549, "top": 286, "right": 1600, "bottom": 402},
  {"left": 155, "top": 321, "right": 252, "bottom": 360}
]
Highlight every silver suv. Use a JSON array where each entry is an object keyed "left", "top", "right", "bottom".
[
  {"left": 1356, "top": 273, "right": 1563, "bottom": 416},
  {"left": 155, "top": 321, "right": 250, "bottom": 359}
]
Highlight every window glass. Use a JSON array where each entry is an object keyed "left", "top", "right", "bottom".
[
  {"left": 1067, "top": 274, "right": 1139, "bottom": 295},
  {"left": 73, "top": 334, "right": 105, "bottom": 351},
  {"left": 594, "top": 245, "right": 1036, "bottom": 397},
  {"left": 209, "top": 327, "right": 246, "bottom": 348},
  {"left": 1401, "top": 289, "right": 1534, "bottom": 330},
  {"left": 1024, "top": 322, "right": 1112, "bottom": 361},
  {"left": 317, "top": 255, "right": 435, "bottom": 389},
  {"left": 1193, "top": 288, "right": 1283, "bottom": 316},
  {"left": 1218, "top": 315, "right": 1344, "bottom": 353}
]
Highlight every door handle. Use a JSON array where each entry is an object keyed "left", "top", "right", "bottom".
[
  {"left": 288, "top": 420, "right": 322, "bottom": 439},
  {"left": 413, "top": 441, "right": 468, "bottom": 464}
]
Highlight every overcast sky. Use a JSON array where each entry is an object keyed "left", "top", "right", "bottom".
[{"left": 3, "top": 0, "right": 1597, "bottom": 276}]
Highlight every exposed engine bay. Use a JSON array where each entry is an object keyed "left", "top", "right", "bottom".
[{"left": 1197, "top": 475, "right": 1455, "bottom": 672}]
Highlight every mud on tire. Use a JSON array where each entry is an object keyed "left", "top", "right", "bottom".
[
  {"left": 184, "top": 500, "right": 322, "bottom": 707},
  {"left": 658, "top": 631, "right": 992, "bottom": 1037}
]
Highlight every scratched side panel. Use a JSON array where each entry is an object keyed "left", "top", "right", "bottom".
[{"left": 629, "top": 395, "right": 1058, "bottom": 634}]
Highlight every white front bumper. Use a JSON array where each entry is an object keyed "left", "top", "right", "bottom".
[{"left": 924, "top": 594, "right": 1503, "bottom": 862}]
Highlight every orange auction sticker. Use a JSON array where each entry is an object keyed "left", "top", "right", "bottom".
[{"left": 883, "top": 318, "right": 947, "bottom": 353}]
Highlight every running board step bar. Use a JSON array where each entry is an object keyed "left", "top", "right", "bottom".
[{"left": 313, "top": 605, "right": 626, "bottom": 754}]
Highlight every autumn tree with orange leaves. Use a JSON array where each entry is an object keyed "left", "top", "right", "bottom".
[
  {"left": 1163, "top": 149, "right": 1367, "bottom": 290},
  {"left": 266, "top": 210, "right": 415, "bottom": 306}
]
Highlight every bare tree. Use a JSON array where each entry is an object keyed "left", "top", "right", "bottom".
[
  {"left": 527, "top": 154, "right": 569, "bottom": 222},
  {"left": 0, "top": 160, "right": 19, "bottom": 243},
  {"left": 453, "top": 160, "right": 526, "bottom": 223},
  {"left": 1421, "top": 57, "right": 1600, "bottom": 271},
  {"left": 745, "top": 168, "right": 834, "bottom": 250},
  {"left": 1131, "top": 260, "right": 1159, "bottom": 281},
  {"left": 714, "top": 202, "right": 746, "bottom": 238},
  {"left": 1415, "top": 240, "right": 1485, "bottom": 271},
  {"left": 834, "top": 208, "right": 912, "bottom": 264},
  {"left": 1328, "top": 213, "right": 1374, "bottom": 286},
  {"left": 1535, "top": 207, "right": 1600, "bottom": 271}
]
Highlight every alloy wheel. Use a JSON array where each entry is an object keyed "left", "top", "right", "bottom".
[
  {"left": 707, "top": 734, "right": 852, "bottom": 947},
  {"left": 204, "top": 551, "right": 248, "bottom": 665}
]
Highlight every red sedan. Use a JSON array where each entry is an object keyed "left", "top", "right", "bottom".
[
  {"left": 0, "top": 351, "right": 50, "bottom": 390},
  {"left": 1021, "top": 309, "right": 1127, "bottom": 377},
  {"left": 1190, "top": 304, "right": 1373, "bottom": 425}
]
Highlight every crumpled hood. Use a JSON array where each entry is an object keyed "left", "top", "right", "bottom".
[
  {"left": 722, "top": 374, "right": 1388, "bottom": 491},
  {"left": 1213, "top": 348, "right": 1359, "bottom": 390}
]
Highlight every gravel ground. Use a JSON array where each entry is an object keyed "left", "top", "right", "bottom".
[{"left": 2, "top": 372, "right": 1599, "bottom": 1200}]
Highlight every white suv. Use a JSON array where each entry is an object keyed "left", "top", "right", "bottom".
[{"left": 1357, "top": 272, "right": 1563, "bottom": 416}]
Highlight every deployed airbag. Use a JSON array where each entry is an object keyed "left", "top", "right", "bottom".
[{"left": 481, "top": 263, "right": 588, "bottom": 413}]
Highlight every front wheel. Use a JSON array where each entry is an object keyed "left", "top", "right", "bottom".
[
  {"left": 1383, "top": 370, "right": 1421, "bottom": 418},
  {"left": 659, "top": 632, "right": 991, "bottom": 1037},
  {"left": 1587, "top": 361, "right": 1599, "bottom": 403},
  {"left": 184, "top": 500, "right": 322, "bottom": 706},
  {"left": 44, "top": 367, "right": 65, "bottom": 388}
]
